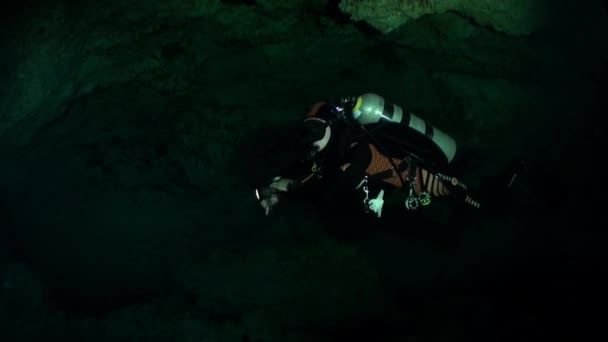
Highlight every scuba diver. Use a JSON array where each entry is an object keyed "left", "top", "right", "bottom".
[{"left": 256, "top": 93, "right": 522, "bottom": 218}]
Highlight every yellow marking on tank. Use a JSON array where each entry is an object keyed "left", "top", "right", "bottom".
[{"left": 353, "top": 96, "right": 363, "bottom": 111}]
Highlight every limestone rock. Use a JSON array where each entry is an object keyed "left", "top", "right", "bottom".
[{"left": 339, "top": 0, "right": 553, "bottom": 35}]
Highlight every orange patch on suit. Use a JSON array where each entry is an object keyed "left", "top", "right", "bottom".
[
  {"left": 306, "top": 102, "right": 326, "bottom": 117},
  {"left": 364, "top": 144, "right": 451, "bottom": 197},
  {"left": 365, "top": 144, "right": 418, "bottom": 189}
]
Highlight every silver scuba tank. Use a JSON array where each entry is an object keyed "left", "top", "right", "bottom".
[{"left": 350, "top": 93, "right": 457, "bottom": 163}]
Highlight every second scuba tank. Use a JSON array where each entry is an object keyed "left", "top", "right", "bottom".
[{"left": 350, "top": 93, "right": 457, "bottom": 165}]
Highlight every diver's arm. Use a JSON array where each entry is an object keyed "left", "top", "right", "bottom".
[
  {"left": 258, "top": 158, "right": 324, "bottom": 215},
  {"left": 268, "top": 158, "right": 323, "bottom": 193},
  {"left": 335, "top": 140, "right": 391, "bottom": 218},
  {"left": 336, "top": 140, "right": 375, "bottom": 189}
]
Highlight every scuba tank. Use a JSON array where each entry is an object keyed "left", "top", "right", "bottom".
[{"left": 348, "top": 93, "right": 457, "bottom": 166}]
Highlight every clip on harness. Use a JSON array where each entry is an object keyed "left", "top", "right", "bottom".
[
  {"left": 362, "top": 175, "right": 370, "bottom": 213},
  {"left": 403, "top": 155, "right": 432, "bottom": 210},
  {"left": 356, "top": 123, "right": 433, "bottom": 212}
]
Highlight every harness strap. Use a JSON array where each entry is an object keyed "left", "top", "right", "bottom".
[
  {"left": 368, "top": 159, "right": 409, "bottom": 182},
  {"left": 435, "top": 172, "right": 481, "bottom": 208}
]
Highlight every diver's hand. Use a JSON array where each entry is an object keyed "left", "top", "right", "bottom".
[
  {"left": 367, "top": 189, "right": 385, "bottom": 218},
  {"left": 261, "top": 193, "right": 279, "bottom": 216},
  {"left": 269, "top": 176, "right": 294, "bottom": 192},
  {"left": 257, "top": 177, "right": 293, "bottom": 216},
  {"left": 257, "top": 187, "right": 280, "bottom": 216}
]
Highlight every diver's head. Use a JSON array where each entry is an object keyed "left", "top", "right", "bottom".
[
  {"left": 315, "top": 97, "right": 357, "bottom": 123},
  {"left": 298, "top": 117, "right": 332, "bottom": 160}
]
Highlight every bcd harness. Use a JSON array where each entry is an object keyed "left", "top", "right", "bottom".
[
  {"left": 357, "top": 124, "right": 479, "bottom": 213},
  {"left": 360, "top": 153, "right": 432, "bottom": 212},
  {"left": 355, "top": 123, "right": 428, "bottom": 212}
]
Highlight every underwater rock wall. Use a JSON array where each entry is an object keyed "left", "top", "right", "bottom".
[{"left": 338, "top": 0, "right": 555, "bottom": 35}]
